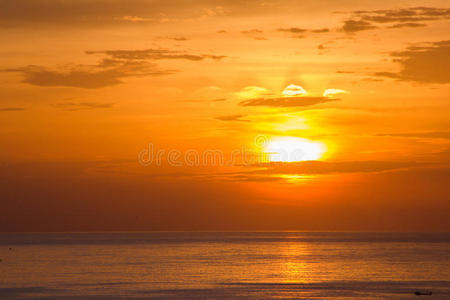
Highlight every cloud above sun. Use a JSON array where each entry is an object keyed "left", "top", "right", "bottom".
[
  {"left": 323, "top": 89, "right": 349, "bottom": 97},
  {"left": 282, "top": 84, "right": 307, "bottom": 96},
  {"left": 239, "top": 84, "right": 347, "bottom": 107}
]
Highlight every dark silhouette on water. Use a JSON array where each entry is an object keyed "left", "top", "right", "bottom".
[{"left": 414, "top": 290, "right": 432, "bottom": 295}]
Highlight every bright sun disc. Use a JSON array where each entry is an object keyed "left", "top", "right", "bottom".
[{"left": 264, "top": 137, "right": 326, "bottom": 162}]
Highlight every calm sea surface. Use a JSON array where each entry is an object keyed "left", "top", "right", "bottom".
[{"left": 0, "top": 232, "right": 449, "bottom": 299}]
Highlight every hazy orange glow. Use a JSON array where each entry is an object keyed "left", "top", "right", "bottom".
[{"left": 0, "top": 0, "right": 449, "bottom": 232}]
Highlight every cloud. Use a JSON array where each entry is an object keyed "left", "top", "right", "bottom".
[
  {"left": 117, "top": 15, "right": 153, "bottom": 23},
  {"left": 0, "top": 107, "right": 25, "bottom": 111},
  {"left": 239, "top": 96, "right": 336, "bottom": 107},
  {"left": 241, "top": 29, "right": 263, "bottom": 34},
  {"left": 375, "top": 40, "right": 450, "bottom": 84},
  {"left": 355, "top": 7, "right": 450, "bottom": 24},
  {"left": 86, "top": 49, "right": 226, "bottom": 61},
  {"left": 282, "top": 84, "right": 307, "bottom": 96},
  {"left": 277, "top": 27, "right": 307, "bottom": 34},
  {"left": 341, "top": 7, "right": 450, "bottom": 33},
  {"left": 388, "top": 22, "right": 426, "bottom": 29},
  {"left": 239, "top": 85, "right": 346, "bottom": 107},
  {"left": 52, "top": 102, "right": 114, "bottom": 111},
  {"left": 341, "top": 19, "right": 377, "bottom": 33},
  {"left": 156, "top": 36, "right": 189, "bottom": 41},
  {"left": 311, "top": 28, "right": 330, "bottom": 33},
  {"left": 215, "top": 114, "right": 249, "bottom": 122},
  {"left": 5, "top": 47, "right": 226, "bottom": 88},
  {"left": 277, "top": 27, "right": 330, "bottom": 38},
  {"left": 5, "top": 61, "right": 175, "bottom": 89},
  {"left": 170, "top": 36, "right": 189, "bottom": 41},
  {"left": 323, "top": 89, "right": 348, "bottom": 97},
  {"left": 241, "top": 29, "right": 267, "bottom": 40}
]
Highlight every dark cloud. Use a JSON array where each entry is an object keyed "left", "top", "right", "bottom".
[
  {"left": 86, "top": 49, "right": 226, "bottom": 61},
  {"left": 215, "top": 114, "right": 249, "bottom": 122},
  {"left": 0, "top": 107, "right": 25, "bottom": 111},
  {"left": 158, "top": 36, "right": 189, "bottom": 41},
  {"left": 5, "top": 60, "right": 175, "bottom": 89},
  {"left": 277, "top": 27, "right": 307, "bottom": 34},
  {"left": 239, "top": 96, "right": 336, "bottom": 107},
  {"left": 172, "top": 37, "right": 188, "bottom": 41},
  {"left": 356, "top": 7, "right": 450, "bottom": 23},
  {"left": 342, "top": 7, "right": 450, "bottom": 33},
  {"left": 6, "top": 66, "right": 121, "bottom": 88},
  {"left": 5, "top": 47, "right": 226, "bottom": 88},
  {"left": 341, "top": 19, "right": 377, "bottom": 33},
  {"left": 362, "top": 15, "right": 436, "bottom": 23},
  {"left": 278, "top": 27, "right": 329, "bottom": 34},
  {"left": 277, "top": 27, "right": 330, "bottom": 38},
  {"left": 241, "top": 29, "right": 263, "bottom": 34},
  {"left": 241, "top": 29, "right": 266, "bottom": 40},
  {"left": 52, "top": 102, "right": 114, "bottom": 111},
  {"left": 388, "top": 22, "right": 426, "bottom": 28},
  {"left": 375, "top": 40, "right": 450, "bottom": 84},
  {"left": 6, "top": 57, "right": 177, "bottom": 89},
  {"left": 310, "top": 28, "right": 330, "bottom": 33}
]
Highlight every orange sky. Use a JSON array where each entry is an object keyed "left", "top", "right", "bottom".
[{"left": 0, "top": 0, "right": 449, "bottom": 231}]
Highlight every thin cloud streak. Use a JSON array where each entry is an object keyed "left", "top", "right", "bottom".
[
  {"left": 215, "top": 114, "right": 249, "bottom": 122},
  {"left": 86, "top": 49, "right": 227, "bottom": 61},
  {"left": 52, "top": 102, "right": 114, "bottom": 111},
  {"left": 0, "top": 107, "right": 25, "bottom": 111},
  {"left": 240, "top": 96, "right": 337, "bottom": 107}
]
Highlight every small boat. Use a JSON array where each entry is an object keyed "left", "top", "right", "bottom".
[{"left": 414, "top": 290, "right": 432, "bottom": 295}]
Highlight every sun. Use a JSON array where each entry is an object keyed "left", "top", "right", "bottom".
[{"left": 264, "top": 137, "right": 326, "bottom": 162}]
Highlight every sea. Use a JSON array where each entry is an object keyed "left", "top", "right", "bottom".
[{"left": 0, "top": 232, "right": 449, "bottom": 299}]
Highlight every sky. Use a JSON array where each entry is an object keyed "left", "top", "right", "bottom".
[{"left": 0, "top": 0, "right": 449, "bottom": 231}]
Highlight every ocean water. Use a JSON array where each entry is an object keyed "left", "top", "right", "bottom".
[{"left": 0, "top": 232, "right": 449, "bottom": 299}]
